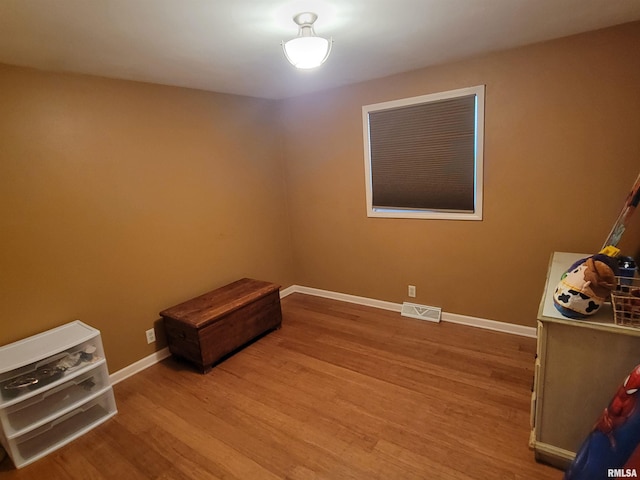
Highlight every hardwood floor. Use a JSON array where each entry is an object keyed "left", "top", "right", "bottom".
[{"left": 1, "top": 293, "right": 563, "bottom": 479}]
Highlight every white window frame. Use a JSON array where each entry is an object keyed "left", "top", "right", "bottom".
[{"left": 362, "top": 85, "right": 485, "bottom": 220}]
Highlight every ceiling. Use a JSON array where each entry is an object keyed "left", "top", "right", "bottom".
[{"left": 1, "top": 0, "right": 639, "bottom": 100}]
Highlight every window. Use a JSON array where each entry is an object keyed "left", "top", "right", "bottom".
[{"left": 362, "top": 85, "right": 484, "bottom": 220}]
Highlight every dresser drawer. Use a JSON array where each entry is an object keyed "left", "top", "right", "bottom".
[
  {"left": 1, "top": 363, "right": 110, "bottom": 437},
  {"left": 0, "top": 338, "right": 104, "bottom": 406},
  {"left": 6, "top": 388, "right": 117, "bottom": 468}
]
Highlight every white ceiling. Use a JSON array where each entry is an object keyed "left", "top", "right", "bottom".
[{"left": 1, "top": 0, "right": 639, "bottom": 100}]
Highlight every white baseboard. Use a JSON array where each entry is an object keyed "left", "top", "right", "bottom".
[
  {"left": 283, "top": 285, "right": 536, "bottom": 338},
  {"left": 279, "top": 285, "right": 298, "bottom": 298},
  {"left": 442, "top": 312, "right": 536, "bottom": 338},
  {"left": 287, "top": 285, "right": 402, "bottom": 312},
  {"left": 110, "top": 347, "right": 171, "bottom": 385},
  {"left": 110, "top": 284, "right": 535, "bottom": 384}
]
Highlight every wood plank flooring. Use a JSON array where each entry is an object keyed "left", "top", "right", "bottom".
[{"left": 0, "top": 293, "right": 563, "bottom": 479}]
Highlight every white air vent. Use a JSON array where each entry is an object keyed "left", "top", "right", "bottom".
[{"left": 401, "top": 302, "right": 442, "bottom": 323}]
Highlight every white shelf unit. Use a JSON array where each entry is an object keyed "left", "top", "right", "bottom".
[{"left": 0, "top": 321, "right": 117, "bottom": 468}]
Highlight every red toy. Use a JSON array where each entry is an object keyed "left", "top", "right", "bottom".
[
  {"left": 566, "top": 365, "right": 640, "bottom": 479},
  {"left": 594, "top": 365, "right": 640, "bottom": 448}
]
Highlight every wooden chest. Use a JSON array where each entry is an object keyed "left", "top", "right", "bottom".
[{"left": 160, "top": 278, "right": 282, "bottom": 373}]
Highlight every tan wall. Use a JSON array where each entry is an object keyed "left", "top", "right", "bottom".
[
  {"left": 279, "top": 22, "right": 640, "bottom": 327},
  {"left": 0, "top": 65, "right": 295, "bottom": 372}
]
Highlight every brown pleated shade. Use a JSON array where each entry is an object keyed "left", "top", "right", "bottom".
[{"left": 367, "top": 94, "right": 477, "bottom": 212}]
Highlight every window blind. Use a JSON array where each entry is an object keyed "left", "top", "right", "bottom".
[{"left": 368, "top": 94, "right": 476, "bottom": 212}]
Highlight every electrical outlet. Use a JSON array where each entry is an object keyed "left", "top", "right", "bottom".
[
  {"left": 408, "top": 285, "right": 416, "bottom": 298},
  {"left": 145, "top": 328, "right": 156, "bottom": 344}
]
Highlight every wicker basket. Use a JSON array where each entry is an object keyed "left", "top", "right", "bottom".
[{"left": 611, "top": 276, "right": 640, "bottom": 326}]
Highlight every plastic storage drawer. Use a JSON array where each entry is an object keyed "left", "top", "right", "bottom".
[
  {"left": 0, "top": 337, "right": 105, "bottom": 406},
  {"left": 6, "top": 389, "right": 116, "bottom": 468},
  {"left": 1, "top": 364, "right": 111, "bottom": 437}
]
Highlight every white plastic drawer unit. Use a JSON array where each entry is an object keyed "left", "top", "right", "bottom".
[
  {"left": 8, "top": 390, "right": 116, "bottom": 468},
  {"left": 0, "top": 320, "right": 117, "bottom": 468}
]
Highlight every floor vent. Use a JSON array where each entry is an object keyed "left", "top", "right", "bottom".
[{"left": 401, "top": 302, "right": 442, "bottom": 323}]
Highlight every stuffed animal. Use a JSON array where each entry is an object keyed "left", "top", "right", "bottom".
[{"left": 553, "top": 253, "right": 619, "bottom": 319}]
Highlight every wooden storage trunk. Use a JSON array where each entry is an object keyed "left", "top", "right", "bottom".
[{"left": 160, "top": 278, "right": 282, "bottom": 373}]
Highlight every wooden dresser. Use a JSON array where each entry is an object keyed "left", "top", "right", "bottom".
[{"left": 160, "top": 278, "right": 282, "bottom": 373}]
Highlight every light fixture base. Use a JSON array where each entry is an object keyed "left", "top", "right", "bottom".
[{"left": 293, "top": 12, "right": 318, "bottom": 27}]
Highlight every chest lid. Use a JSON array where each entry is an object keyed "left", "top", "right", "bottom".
[{"left": 159, "top": 278, "right": 280, "bottom": 328}]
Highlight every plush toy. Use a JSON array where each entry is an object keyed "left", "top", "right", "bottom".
[{"left": 553, "top": 253, "right": 619, "bottom": 319}]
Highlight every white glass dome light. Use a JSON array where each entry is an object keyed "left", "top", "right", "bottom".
[{"left": 282, "top": 12, "right": 332, "bottom": 70}]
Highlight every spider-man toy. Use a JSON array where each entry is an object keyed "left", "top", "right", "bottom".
[{"left": 565, "top": 364, "right": 640, "bottom": 479}]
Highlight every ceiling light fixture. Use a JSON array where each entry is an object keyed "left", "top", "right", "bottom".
[{"left": 282, "top": 12, "right": 332, "bottom": 70}]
